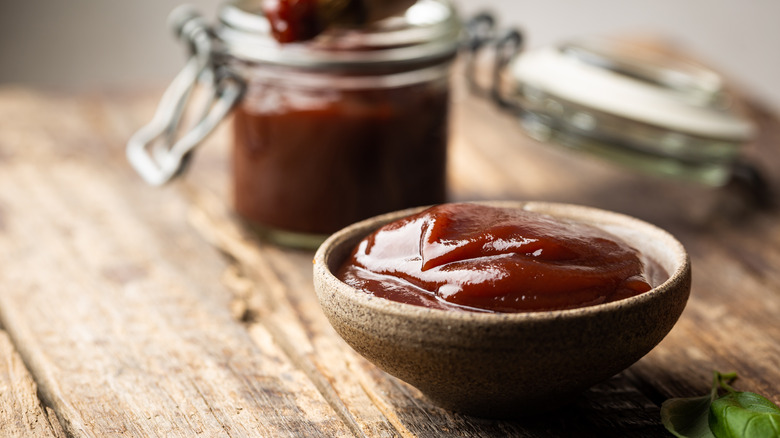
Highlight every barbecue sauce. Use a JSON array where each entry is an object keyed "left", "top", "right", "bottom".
[{"left": 337, "top": 203, "right": 666, "bottom": 313}]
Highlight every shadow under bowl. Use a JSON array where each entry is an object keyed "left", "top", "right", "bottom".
[{"left": 313, "top": 201, "right": 691, "bottom": 419}]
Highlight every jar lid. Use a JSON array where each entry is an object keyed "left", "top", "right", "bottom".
[
  {"left": 497, "top": 37, "right": 757, "bottom": 186},
  {"left": 216, "top": 0, "right": 461, "bottom": 69},
  {"left": 507, "top": 38, "right": 755, "bottom": 141}
]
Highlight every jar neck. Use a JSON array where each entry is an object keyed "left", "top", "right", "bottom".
[
  {"left": 227, "top": 55, "right": 453, "bottom": 91},
  {"left": 215, "top": 0, "right": 461, "bottom": 70}
]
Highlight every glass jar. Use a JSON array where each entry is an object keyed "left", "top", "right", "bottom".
[
  {"left": 128, "top": 0, "right": 461, "bottom": 248},
  {"left": 461, "top": 26, "right": 767, "bottom": 214},
  {"left": 494, "top": 37, "right": 756, "bottom": 187}
]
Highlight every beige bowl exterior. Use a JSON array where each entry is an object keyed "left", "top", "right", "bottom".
[{"left": 313, "top": 201, "right": 691, "bottom": 418}]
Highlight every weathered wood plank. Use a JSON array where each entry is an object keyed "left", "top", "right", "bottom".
[
  {"left": 0, "top": 89, "right": 353, "bottom": 437},
  {"left": 187, "top": 189, "right": 404, "bottom": 437},
  {"left": 1, "top": 69, "right": 778, "bottom": 438},
  {"left": 626, "top": 216, "right": 780, "bottom": 408},
  {"left": 0, "top": 330, "right": 65, "bottom": 438}
]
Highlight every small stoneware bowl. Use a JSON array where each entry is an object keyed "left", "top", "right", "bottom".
[{"left": 313, "top": 201, "right": 691, "bottom": 418}]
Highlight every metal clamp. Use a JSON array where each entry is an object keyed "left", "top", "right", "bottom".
[
  {"left": 127, "top": 6, "right": 245, "bottom": 186},
  {"left": 463, "top": 12, "right": 523, "bottom": 111}
]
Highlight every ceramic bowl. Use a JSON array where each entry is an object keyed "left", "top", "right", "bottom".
[{"left": 313, "top": 201, "right": 691, "bottom": 418}]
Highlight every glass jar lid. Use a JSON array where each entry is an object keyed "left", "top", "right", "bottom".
[
  {"left": 500, "top": 37, "right": 757, "bottom": 186},
  {"left": 216, "top": 0, "right": 461, "bottom": 69}
]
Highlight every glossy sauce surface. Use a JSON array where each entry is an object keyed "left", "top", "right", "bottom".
[{"left": 337, "top": 203, "right": 667, "bottom": 313}]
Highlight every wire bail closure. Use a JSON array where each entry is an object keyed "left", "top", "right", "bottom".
[
  {"left": 127, "top": 6, "right": 245, "bottom": 186},
  {"left": 463, "top": 13, "right": 523, "bottom": 111}
]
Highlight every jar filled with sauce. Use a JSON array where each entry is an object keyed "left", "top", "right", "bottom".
[{"left": 127, "top": 0, "right": 461, "bottom": 248}]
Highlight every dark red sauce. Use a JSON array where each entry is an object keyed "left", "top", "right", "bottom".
[
  {"left": 337, "top": 203, "right": 667, "bottom": 313},
  {"left": 232, "top": 81, "right": 449, "bottom": 236},
  {"left": 262, "top": 0, "right": 325, "bottom": 43},
  {"left": 261, "top": 0, "right": 415, "bottom": 43}
]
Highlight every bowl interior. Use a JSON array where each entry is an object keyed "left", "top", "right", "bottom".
[{"left": 319, "top": 201, "right": 687, "bottom": 314}]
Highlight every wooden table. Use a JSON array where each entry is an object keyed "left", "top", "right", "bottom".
[{"left": 1, "top": 79, "right": 778, "bottom": 437}]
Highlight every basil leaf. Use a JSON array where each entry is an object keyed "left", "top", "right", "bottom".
[
  {"left": 709, "top": 390, "right": 780, "bottom": 438},
  {"left": 662, "top": 394, "right": 718, "bottom": 438},
  {"left": 661, "top": 371, "right": 780, "bottom": 438}
]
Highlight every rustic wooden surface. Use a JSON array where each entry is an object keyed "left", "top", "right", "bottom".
[
  {"left": 0, "top": 75, "right": 778, "bottom": 437},
  {"left": 0, "top": 330, "right": 65, "bottom": 438}
]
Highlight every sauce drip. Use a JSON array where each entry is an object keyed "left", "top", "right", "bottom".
[{"left": 337, "top": 203, "right": 666, "bottom": 313}]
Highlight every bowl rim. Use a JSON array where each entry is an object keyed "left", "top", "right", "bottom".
[{"left": 314, "top": 200, "right": 691, "bottom": 324}]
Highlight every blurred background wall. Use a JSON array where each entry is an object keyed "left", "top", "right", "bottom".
[{"left": 1, "top": 0, "right": 778, "bottom": 112}]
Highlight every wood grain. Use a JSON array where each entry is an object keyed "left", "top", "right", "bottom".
[
  {"left": 0, "top": 71, "right": 777, "bottom": 438},
  {"left": 0, "top": 88, "right": 352, "bottom": 437},
  {"left": 0, "top": 330, "right": 65, "bottom": 438}
]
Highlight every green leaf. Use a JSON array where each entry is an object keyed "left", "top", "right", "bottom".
[
  {"left": 662, "top": 394, "right": 718, "bottom": 438},
  {"left": 661, "top": 371, "right": 780, "bottom": 438},
  {"left": 709, "top": 390, "right": 780, "bottom": 438}
]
